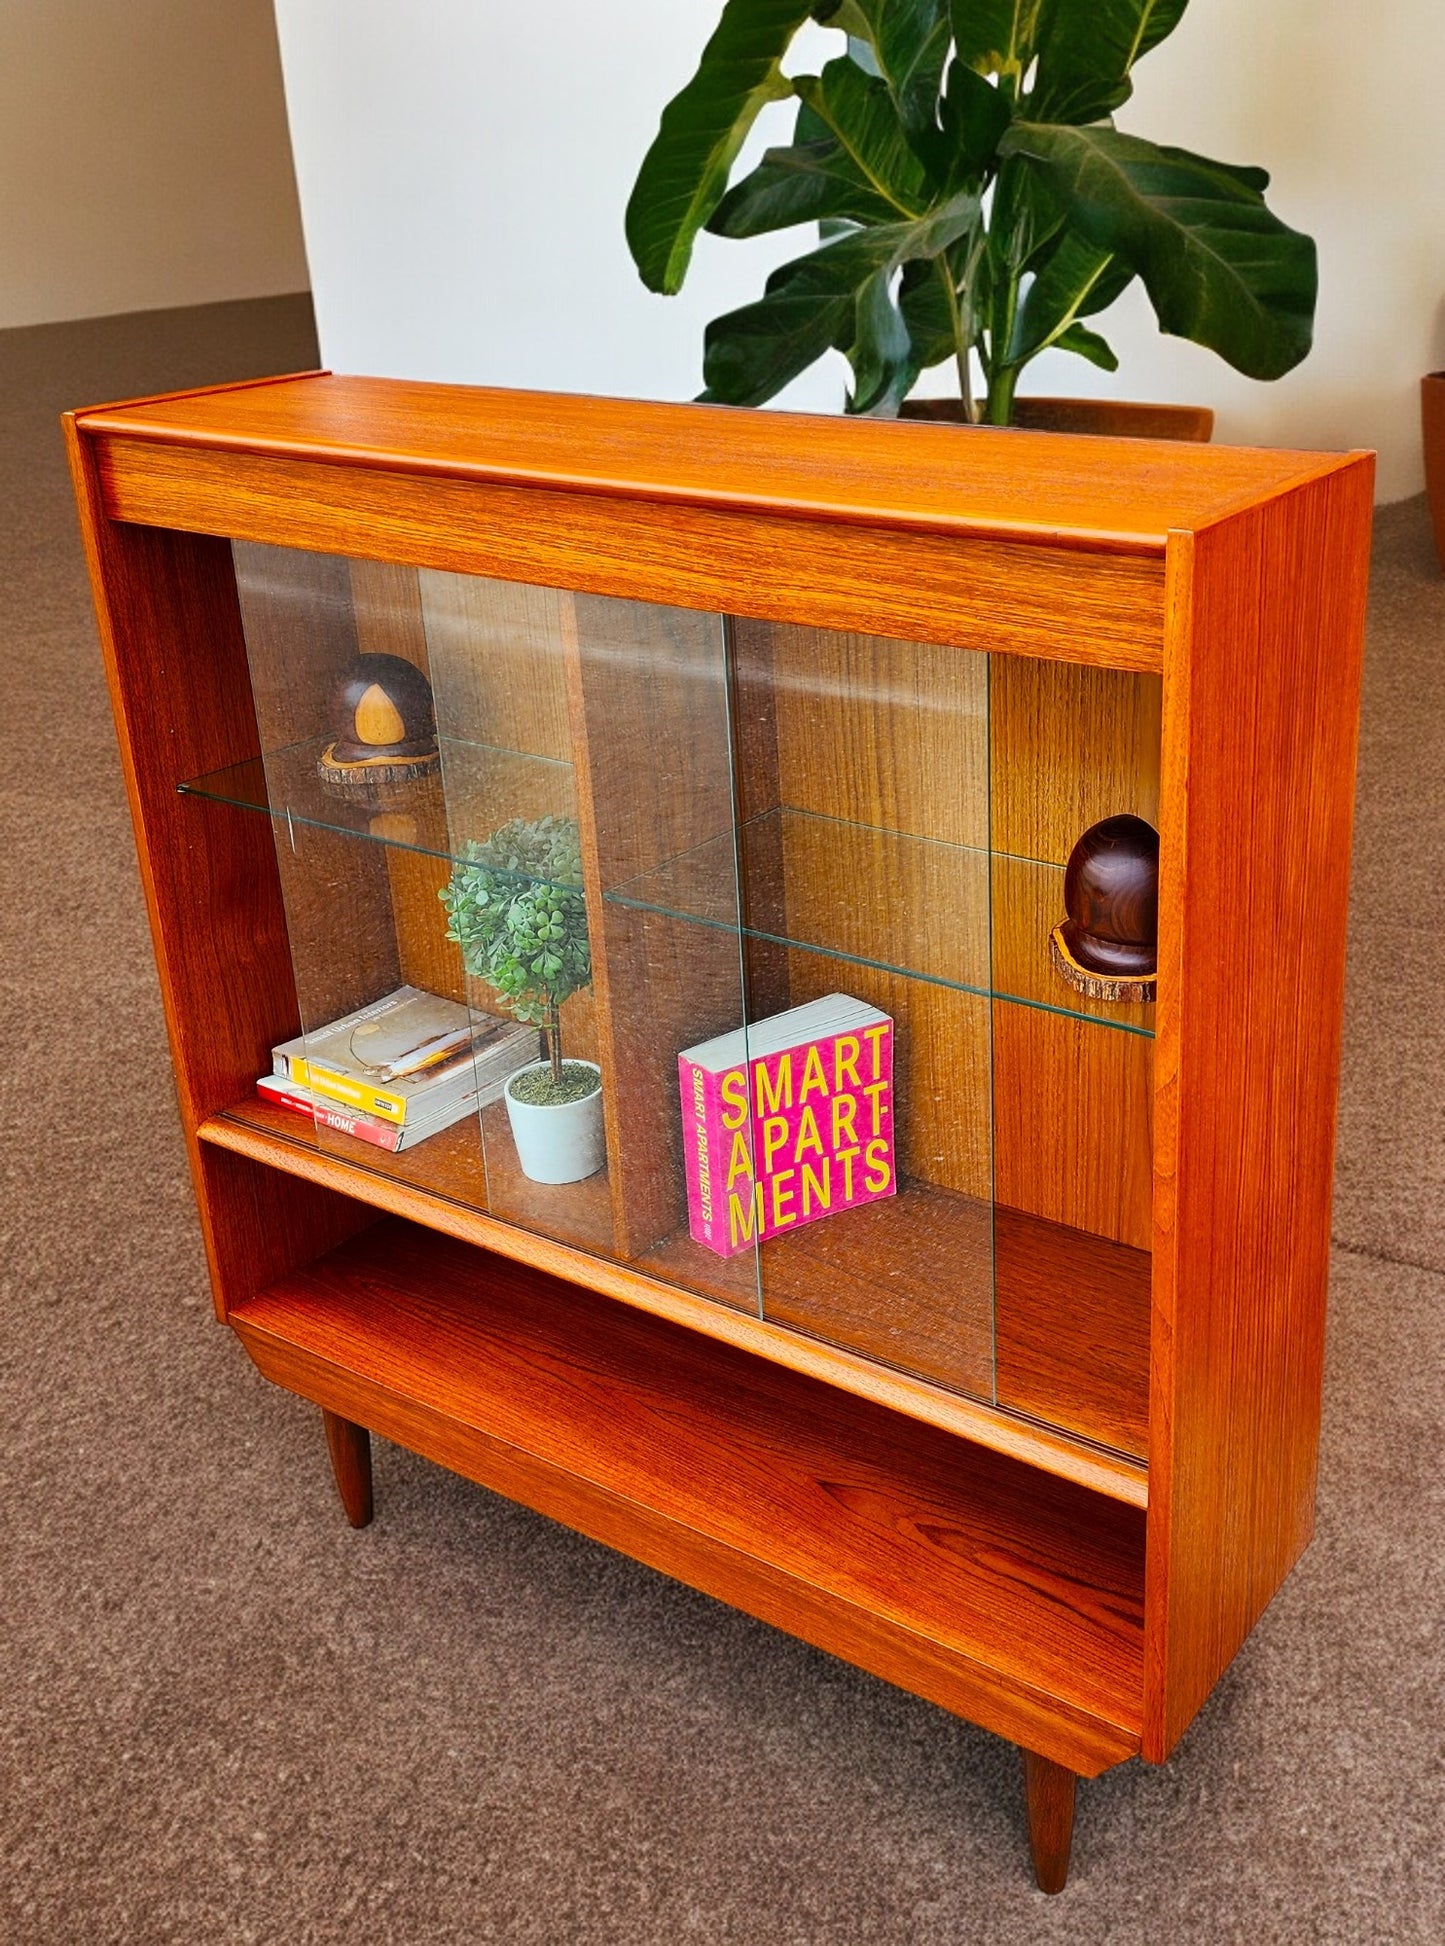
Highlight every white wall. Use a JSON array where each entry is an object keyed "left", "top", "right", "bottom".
[
  {"left": 274, "top": 0, "right": 1445, "bottom": 500},
  {"left": 0, "top": 0, "right": 308, "bottom": 328}
]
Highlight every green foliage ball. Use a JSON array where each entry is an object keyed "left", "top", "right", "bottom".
[{"left": 440, "top": 815, "right": 592, "bottom": 1031}]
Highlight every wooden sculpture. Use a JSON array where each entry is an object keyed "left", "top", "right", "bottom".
[
  {"left": 317, "top": 652, "right": 439, "bottom": 793},
  {"left": 1050, "top": 814, "right": 1160, "bottom": 1004}
]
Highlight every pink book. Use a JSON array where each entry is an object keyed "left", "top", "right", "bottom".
[{"left": 678, "top": 995, "right": 895, "bottom": 1258}]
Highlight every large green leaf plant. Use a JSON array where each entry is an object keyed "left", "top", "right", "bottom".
[{"left": 625, "top": 1, "right": 1317, "bottom": 423}]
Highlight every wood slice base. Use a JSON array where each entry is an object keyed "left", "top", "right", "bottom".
[
  {"left": 1049, "top": 925, "right": 1156, "bottom": 1005},
  {"left": 316, "top": 742, "right": 439, "bottom": 797}
]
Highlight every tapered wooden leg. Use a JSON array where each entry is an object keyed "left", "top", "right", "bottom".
[
  {"left": 1022, "top": 1748, "right": 1078, "bottom": 1893},
  {"left": 322, "top": 1409, "right": 373, "bottom": 1528}
]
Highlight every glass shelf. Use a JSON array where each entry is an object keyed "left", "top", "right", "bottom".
[
  {"left": 179, "top": 736, "right": 579, "bottom": 884},
  {"left": 607, "top": 808, "right": 1154, "bottom": 1038},
  {"left": 181, "top": 762, "right": 1153, "bottom": 1039}
]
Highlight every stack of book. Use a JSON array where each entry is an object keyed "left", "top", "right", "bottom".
[
  {"left": 678, "top": 993, "right": 895, "bottom": 1257},
  {"left": 257, "top": 985, "right": 538, "bottom": 1152}
]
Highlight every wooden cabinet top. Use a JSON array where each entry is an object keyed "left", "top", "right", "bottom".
[{"left": 75, "top": 371, "right": 1368, "bottom": 555}]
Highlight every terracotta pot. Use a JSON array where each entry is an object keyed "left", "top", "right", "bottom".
[
  {"left": 900, "top": 395, "right": 1214, "bottom": 442},
  {"left": 1420, "top": 374, "right": 1445, "bottom": 569}
]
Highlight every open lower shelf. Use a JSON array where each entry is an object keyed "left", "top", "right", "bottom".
[
  {"left": 205, "top": 1100, "right": 1151, "bottom": 1501},
  {"left": 229, "top": 1217, "right": 1146, "bottom": 1772}
]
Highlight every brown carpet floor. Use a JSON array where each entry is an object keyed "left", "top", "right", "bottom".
[{"left": 2, "top": 299, "right": 1442, "bottom": 1945}]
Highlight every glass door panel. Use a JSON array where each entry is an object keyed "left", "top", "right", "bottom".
[
  {"left": 226, "top": 543, "right": 492, "bottom": 1208},
  {"left": 986, "top": 654, "right": 1159, "bottom": 1460},
  {"left": 723, "top": 617, "right": 997, "bottom": 1397},
  {"left": 187, "top": 541, "right": 1158, "bottom": 1453},
  {"left": 215, "top": 544, "right": 760, "bottom": 1315}
]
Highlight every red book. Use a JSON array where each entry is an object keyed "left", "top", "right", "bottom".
[{"left": 256, "top": 1074, "right": 404, "bottom": 1152}]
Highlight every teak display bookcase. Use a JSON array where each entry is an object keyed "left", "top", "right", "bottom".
[{"left": 67, "top": 375, "right": 1374, "bottom": 1893}]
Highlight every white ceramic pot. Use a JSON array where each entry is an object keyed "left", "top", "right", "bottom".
[{"left": 503, "top": 1060, "right": 605, "bottom": 1184}]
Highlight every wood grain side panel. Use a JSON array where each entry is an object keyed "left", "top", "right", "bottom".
[
  {"left": 63, "top": 419, "right": 374, "bottom": 1316},
  {"left": 1145, "top": 460, "right": 1375, "bottom": 1758},
  {"left": 93, "top": 437, "right": 1167, "bottom": 673}
]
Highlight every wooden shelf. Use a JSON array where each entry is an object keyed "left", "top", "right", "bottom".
[
  {"left": 230, "top": 1217, "right": 1146, "bottom": 1775},
  {"left": 218, "top": 1095, "right": 615, "bottom": 1259},
  {"left": 203, "top": 1102, "right": 1151, "bottom": 1506}
]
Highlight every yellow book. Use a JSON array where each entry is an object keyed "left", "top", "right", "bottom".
[
  {"left": 289, "top": 1056, "right": 411, "bottom": 1125},
  {"left": 273, "top": 985, "right": 538, "bottom": 1129}
]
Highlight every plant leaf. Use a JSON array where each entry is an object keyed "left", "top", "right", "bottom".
[
  {"left": 846, "top": 0, "right": 952, "bottom": 145},
  {"left": 1051, "top": 320, "right": 1121, "bottom": 370},
  {"left": 897, "top": 253, "right": 957, "bottom": 369},
  {"left": 709, "top": 139, "right": 898, "bottom": 236},
  {"left": 699, "top": 194, "right": 978, "bottom": 406},
  {"left": 1008, "top": 226, "right": 1134, "bottom": 363},
  {"left": 844, "top": 267, "right": 919, "bottom": 414},
  {"left": 937, "top": 57, "right": 1013, "bottom": 186},
  {"left": 1002, "top": 123, "right": 1316, "bottom": 378},
  {"left": 1031, "top": 0, "right": 1191, "bottom": 126},
  {"left": 793, "top": 56, "right": 932, "bottom": 214},
  {"left": 626, "top": 0, "right": 824, "bottom": 294},
  {"left": 949, "top": 1, "right": 1051, "bottom": 84}
]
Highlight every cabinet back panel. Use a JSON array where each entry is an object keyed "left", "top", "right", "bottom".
[
  {"left": 993, "top": 1006, "right": 1154, "bottom": 1251},
  {"left": 990, "top": 659, "right": 1161, "bottom": 863},
  {"left": 770, "top": 623, "right": 990, "bottom": 849},
  {"left": 420, "top": 571, "right": 572, "bottom": 765}
]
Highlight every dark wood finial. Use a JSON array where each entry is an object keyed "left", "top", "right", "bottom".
[{"left": 1049, "top": 813, "right": 1159, "bottom": 1003}]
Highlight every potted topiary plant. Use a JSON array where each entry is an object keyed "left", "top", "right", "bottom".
[
  {"left": 439, "top": 814, "right": 605, "bottom": 1184},
  {"left": 625, "top": 1, "right": 1316, "bottom": 433}
]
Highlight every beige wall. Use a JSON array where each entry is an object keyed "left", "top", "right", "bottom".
[
  {"left": 0, "top": 0, "right": 308, "bottom": 328},
  {"left": 275, "top": 1, "right": 1441, "bottom": 498}
]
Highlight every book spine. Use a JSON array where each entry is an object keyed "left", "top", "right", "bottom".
[
  {"left": 309, "top": 1097, "right": 404, "bottom": 1152},
  {"left": 680, "top": 1057, "right": 740, "bottom": 1256},
  {"left": 256, "top": 1075, "right": 313, "bottom": 1117},
  {"left": 294, "top": 1057, "right": 409, "bottom": 1125},
  {"left": 255, "top": 1077, "right": 404, "bottom": 1152}
]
